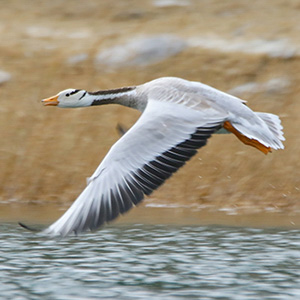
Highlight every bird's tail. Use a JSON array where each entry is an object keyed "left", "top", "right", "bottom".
[{"left": 224, "top": 112, "right": 285, "bottom": 154}]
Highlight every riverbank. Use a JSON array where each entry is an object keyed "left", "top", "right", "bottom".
[{"left": 1, "top": 202, "right": 299, "bottom": 229}]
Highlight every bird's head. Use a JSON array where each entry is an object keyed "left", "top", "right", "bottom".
[{"left": 42, "top": 89, "right": 90, "bottom": 108}]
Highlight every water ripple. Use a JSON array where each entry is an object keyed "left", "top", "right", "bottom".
[{"left": 0, "top": 224, "right": 299, "bottom": 299}]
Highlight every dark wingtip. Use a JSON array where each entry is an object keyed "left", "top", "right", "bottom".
[{"left": 18, "top": 222, "right": 40, "bottom": 232}]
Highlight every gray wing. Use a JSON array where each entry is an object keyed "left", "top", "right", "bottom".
[{"left": 43, "top": 99, "right": 227, "bottom": 236}]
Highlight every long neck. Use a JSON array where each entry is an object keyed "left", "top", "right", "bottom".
[{"left": 87, "top": 86, "right": 144, "bottom": 110}]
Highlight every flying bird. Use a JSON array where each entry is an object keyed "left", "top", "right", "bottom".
[{"left": 22, "top": 77, "right": 284, "bottom": 236}]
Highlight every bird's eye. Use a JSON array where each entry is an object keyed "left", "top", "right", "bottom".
[{"left": 66, "top": 93, "right": 70, "bottom": 97}]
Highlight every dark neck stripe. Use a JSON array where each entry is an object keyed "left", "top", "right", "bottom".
[
  {"left": 89, "top": 86, "right": 136, "bottom": 96},
  {"left": 91, "top": 99, "right": 118, "bottom": 106}
]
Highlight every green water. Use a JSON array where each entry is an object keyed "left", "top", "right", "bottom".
[{"left": 0, "top": 224, "right": 299, "bottom": 299}]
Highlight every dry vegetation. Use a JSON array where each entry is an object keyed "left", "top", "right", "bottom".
[{"left": 0, "top": 0, "right": 299, "bottom": 226}]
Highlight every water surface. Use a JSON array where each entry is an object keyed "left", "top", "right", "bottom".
[{"left": 0, "top": 224, "right": 299, "bottom": 299}]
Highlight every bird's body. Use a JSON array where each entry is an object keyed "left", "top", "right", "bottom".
[{"left": 34, "top": 77, "right": 284, "bottom": 236}]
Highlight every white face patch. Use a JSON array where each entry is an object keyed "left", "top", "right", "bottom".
[{"left": 57, "top": 89, "right": 89, "bottom": 108}]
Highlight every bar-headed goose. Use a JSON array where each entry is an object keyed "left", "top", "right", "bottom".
[{"left": 22, "top": 77, "right": 284, "bottom": 236}]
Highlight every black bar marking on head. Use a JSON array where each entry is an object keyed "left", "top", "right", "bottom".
[{"left": 79, "top": 91, "right": 87, "bottom": 100}]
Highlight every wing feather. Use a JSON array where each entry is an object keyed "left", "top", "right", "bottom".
[{"left": 43, "top": 100, "right": 226, "bottom": 236}]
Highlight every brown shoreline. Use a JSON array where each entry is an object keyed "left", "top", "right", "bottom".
[{"left": 2, "top": 203, "right": 299, "bottom": 229}]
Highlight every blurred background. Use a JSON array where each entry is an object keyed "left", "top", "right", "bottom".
[{"left": 0, "top": 0, "right": 299, "bottom": 226}]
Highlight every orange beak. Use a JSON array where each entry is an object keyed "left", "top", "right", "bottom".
[{"left": 41, "top": 95, "right": 59, "bottom": 106}]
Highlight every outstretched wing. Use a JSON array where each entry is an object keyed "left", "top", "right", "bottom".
[{"left": 43, "top": 99, "right": 227, "bottom": 236}]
